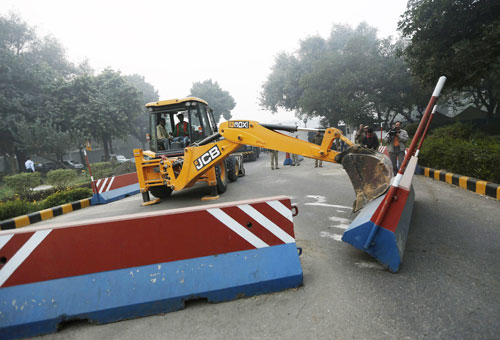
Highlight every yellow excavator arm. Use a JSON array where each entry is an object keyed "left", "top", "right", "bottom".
[{"left": 134, "top": 120, "right": 393, "bottom": 211}]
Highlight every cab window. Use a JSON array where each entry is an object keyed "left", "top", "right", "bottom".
[
  {"left": 187, "top": 106, "right": 204, "bottom": 143},
  {"left": 199, "top": 104, "right": 213, "bottom": 136}
]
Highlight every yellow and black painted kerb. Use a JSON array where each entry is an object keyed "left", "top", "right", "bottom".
[
  {"left": 421, "top": 167, "right": 500, "bottom": 200},
  {"left": 0, "top": 198, "right": 91, "bottom": 230}
]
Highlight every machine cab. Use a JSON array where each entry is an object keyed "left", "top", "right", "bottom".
[{"left": 146, "top": 97, "right": 218, "bottom": 155}]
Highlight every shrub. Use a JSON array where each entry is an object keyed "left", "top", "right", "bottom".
[
  {"left": 89, "top": 162, "right": 113, "bottom": 180},
  {"left": 419, "top": 124, "right": 500, "bottom": 183},
  {"left": 30, "top": 187, "right": 58, "bottom": 202},
  {"left": 0, "top": 199, "right": 39, "bottom": 221},
  {"left": 3, "top": 172, "right": 42, "bottom": 200},
  {"left": 430, "top": 121, "right": 475, "bottom": 140},
  {"left": 41, "top": 187, "right": 93, "bottom": 209},
  {"left": 112, "top": 162, "right": 136, "bottom": 176},
  {"left": 47, "top": 169, "right": 77, "bottom": 190}
]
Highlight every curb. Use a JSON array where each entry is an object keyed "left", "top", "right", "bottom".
[
  {"left": 419, "top": 167, "right": 500, "bottom": 200},
  {"left": 0, "top": 198, "right": 92, "bottom": 230}
]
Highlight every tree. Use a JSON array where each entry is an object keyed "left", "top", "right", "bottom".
[
  {"left": 398, "top": 0, "right": 500, "bottom": 117},
  {"left": 125, "top": 74, "right": 159, "bottom": 149},
  {"left": 0, "top": 13, "right": 75, "bottom": 171},
  {"left": 71, "top": 69, "right": 143, "bottom": 160},
  {"left": 189, "top": 80, "right": 236, "bottom": 123},
  {"left": 260, "top": 23, "right": 429, "bottom": 128}
]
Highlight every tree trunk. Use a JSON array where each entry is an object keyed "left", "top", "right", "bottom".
[
  {"left": 79, "top": 147, "right": 86, "bottom": 165},
  {"left": 109, "top": 138, "right": 114, "bottom": 154},
  {"left": 15, "top": 150, "right": 27, "bottom": 174},
  {"left": 6, "top": 153, "right": 18, "bottom": 173},
  {"left": 102, "top": 136, "right": 110, "bottom": 161}
]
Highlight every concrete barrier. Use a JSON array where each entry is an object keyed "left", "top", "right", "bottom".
[
  {"left": 342, "top": 156, "right": 418, "bottom": 272},
  {"left": 0, "top": 196, "right": 302, "bottom": 339},
  {"left": 91, "top": 172, "right": 140, "bottom": 204}
]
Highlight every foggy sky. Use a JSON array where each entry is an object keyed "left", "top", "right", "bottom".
[{"left": 0, "top": 0, "right": 407, "bottom": 125}]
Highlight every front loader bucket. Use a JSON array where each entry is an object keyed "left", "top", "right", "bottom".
[{"left": 336, "top": 146, "right": 394, "bottom": 212}]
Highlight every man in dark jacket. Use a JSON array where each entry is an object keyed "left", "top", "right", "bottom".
[{"left": 362, "top": 128, "right": 379, "bottom": 150}]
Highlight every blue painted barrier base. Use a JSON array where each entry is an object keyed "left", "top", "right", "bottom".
[
  {"left": 91, "top": 183, "right": 140, "bottom": 205},
  {"left": 342, "top": 186, "right": 415, "bottom": 272},
  {"left": 0, "top": 243, "right": 303, "bottom": 340}
]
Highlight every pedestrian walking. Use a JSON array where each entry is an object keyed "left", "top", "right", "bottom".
[
  {"left": 25, "top": 157, "right": 35, "bottom": 173},
  {"left": 270, "top": 150, "right": 279, "bottom": 170},
  {"left": 292, "top": 135, "right": 300, "bottom": 166},
  {"left": 313, "top": 132, "right": 323, "bottom": 168}
]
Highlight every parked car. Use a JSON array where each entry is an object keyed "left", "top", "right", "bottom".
[
  {"left": 35, "top": 162, "right": 58, "bottom": 172},
  {"left": 111, "top": 155, "right": 131, "bottom": 163},
  {"left": 63, "top": 160, "right": 84, "bottom": 169}
]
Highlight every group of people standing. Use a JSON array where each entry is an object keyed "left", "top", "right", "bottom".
[
  {"left": 354, "top": 124, "right": 380, "bottom": 150},
  {"left": 354, "top": 122, "right": 408, "bottom": 175},
  {"left": 269, "top": 122, "right": 408, "bottom": 175}
]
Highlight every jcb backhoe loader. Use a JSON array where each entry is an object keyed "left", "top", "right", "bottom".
[{"left": 134, "top": 97, "right": 393, "bottom": 211}]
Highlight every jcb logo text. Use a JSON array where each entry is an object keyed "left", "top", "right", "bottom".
[{"left": 194, "top": 145, "right": 221, "bottom": 171}]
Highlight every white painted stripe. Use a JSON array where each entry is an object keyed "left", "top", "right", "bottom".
[
  {"left": 392, "top": 173, "right": 403, "bottom": 188},
  {"left": 266, "top": 200, "right": 293, "bottom": 222},
  {"left": 432, "top": 76, "right": 447, "bottom": 97},
  {"left": 0, "top": 229, "right": 52, "bottom": 287},
  {"left": 431, "top": 105, "right": 437, "bottom": 114},
  {"left": 0, "top": 235, "right": 14, "bottom": 250},
  {"left": 99, "top": 177, "right": 109, "bottom": 194},
  {"left": 320, "top": 231, "right": 342, "bottom": 241},
  {"left": 328, "top": 216, "right": 350, "bottom": 224},
  {"left": 96, "top": 179, "right": 102, "bottom": 190},
  {"left": 238, "top": 204, "right": 295, "bottom": 244},
  {"left": 206, "top": 209, "right": 268, "bottom": 248},
  {"left": 105, "top": 176, "right": 115, "bottom": 192},
  {"left": 304, "top": 195, "right": 351, "bottom": 209}
]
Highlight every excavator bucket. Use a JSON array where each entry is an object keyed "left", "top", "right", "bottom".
[{"left": 336, "top": 146, "right": 394, "bottom": 212}]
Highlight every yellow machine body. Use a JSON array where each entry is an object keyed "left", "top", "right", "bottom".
[{"left": 134, "top": 98, "right": 393, "bottom": 210}]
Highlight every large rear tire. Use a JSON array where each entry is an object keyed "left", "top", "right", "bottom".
[
  {"left": 215, "top": 161, "right": 228, "bottom": 193},
  {"left": 227, "top": 156, "right": 239, "bottom": 182},
  {"left": 149, "top": 185, "right": 173, "bottom": 199}
]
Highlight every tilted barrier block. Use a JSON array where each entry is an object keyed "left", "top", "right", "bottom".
[
  {"left": 90, "top": 172, "right": 140, "bottom": 204},
  {"left": 0, "top": 196, "right": 302, "bottom": 339},
  {"left": 342, "top": 156, "right": 418, "bottom": 272}
]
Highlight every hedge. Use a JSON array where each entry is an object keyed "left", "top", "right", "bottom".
[
  {"left": 0, "top": 187, "right": 93, "bottom": 221},
  {"left": 41, "top": 187, "right": 93, "bottom": 209},
  {"left": 90, "top": 162, "right": 114, "bottom": 180},
  {"left": 3, "top": 172, "right": 41, "bottom": 200},
  {"left": 47, "top": 169, "right": 78, "bottom": 190},
  {"left": 0, "top": 199, "right": 38, "bottom": 221},
  {"left": 419, "top": 123, "right": 500, "bottom": 183}
]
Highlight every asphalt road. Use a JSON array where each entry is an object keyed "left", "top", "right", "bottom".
[{"left": 36, "top": 152, "right": 500, "bottom": 340}]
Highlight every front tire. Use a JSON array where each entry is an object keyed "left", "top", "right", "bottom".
[
  {"left": 215, "top": 161, "right": 228, "bottom": 193},
  {"left": 227, "top": 156, "right": 239, "bottom": 182}
]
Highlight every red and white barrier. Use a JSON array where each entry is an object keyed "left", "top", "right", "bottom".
[
  {"left": 0, "top": 196, "right": 302, "bottom": 339},
  {"left": 91, "top": 172, "right": 139, "bottom": 204}
]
